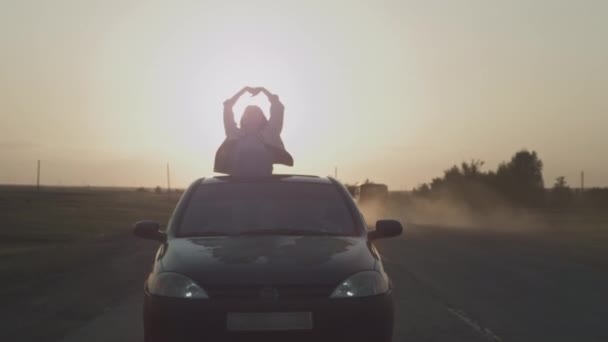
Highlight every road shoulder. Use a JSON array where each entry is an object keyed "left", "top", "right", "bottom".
[{"left": 61, "top": 294, "right": 143, "bottom": 342}]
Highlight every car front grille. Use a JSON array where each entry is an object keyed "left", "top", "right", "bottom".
[{"left": 206, "top": 285, "right": 335, "bottom": 300}]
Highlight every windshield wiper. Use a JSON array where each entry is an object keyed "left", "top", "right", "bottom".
[{"left": 238, "top": 228, "right": 344, "bottom": 236}]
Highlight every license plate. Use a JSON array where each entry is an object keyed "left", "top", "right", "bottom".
[{"left": 227, "top": 312, "right": 313, "bottom": 331}]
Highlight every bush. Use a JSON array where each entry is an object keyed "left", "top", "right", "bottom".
[{"left": 412, "top": 150, "right": 545, "bottom": 209}]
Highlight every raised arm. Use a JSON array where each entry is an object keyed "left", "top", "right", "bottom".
[
  {"left": 255, "top": 87, "right": 284, "bottom": 135},
  {"left": 223, "top": 87, "right": 250, "bottom": 137}
]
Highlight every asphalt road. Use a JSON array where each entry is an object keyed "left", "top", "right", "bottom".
[{"left": 60, "top": 226, "right": 608, "bottom": 342}]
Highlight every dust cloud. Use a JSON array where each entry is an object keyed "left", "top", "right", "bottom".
[{"left": 358, "top": 189, "right": 546, "bottom": 233}]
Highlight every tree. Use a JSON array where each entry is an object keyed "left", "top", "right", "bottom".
[
  {"left": 554, "top": 176, "right": 567, "bottom": 189},
  {"left": 411, "top": 150, "right": 547, "bottom": 208},
  {"left": 461, "top": 159, "right": 484, "bottom": 178},
  {"left": 551, "top": 176, "right": 573, "bottom": 207},
  {"left": 413, "top": 183, "right": 431, "bottom": 197},
  {"left": 495, "top": 150, "right": 545, "bottom": 207}
]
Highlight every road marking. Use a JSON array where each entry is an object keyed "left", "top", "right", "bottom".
[{"left": 446, "top": 307, "right": 503, "bottom": 342}]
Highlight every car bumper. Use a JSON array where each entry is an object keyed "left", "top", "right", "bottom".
[{"left": 143, "top": 290, "right": 394, "bottom": 342}]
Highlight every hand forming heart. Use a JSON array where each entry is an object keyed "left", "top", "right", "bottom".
[
  {"left": 248, "top": 87, "right": 261, "bottom": 96},
  {"left": 226, "top": 87, "right": 275, "bottom": 106}
]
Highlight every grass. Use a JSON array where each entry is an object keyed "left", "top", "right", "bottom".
[
  {"left": 0, "top": 186, "right": 180, "bottom": 342},
  {"left": 0, "top": 185, "right": 178, "bottom": 242},
  {"left": 0, "top": 185, "right": 180, "bottom": 286}
]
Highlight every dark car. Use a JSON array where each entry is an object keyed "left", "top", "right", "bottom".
[{"left": 134, "top": 175, "right": 403, "bottom": 342}]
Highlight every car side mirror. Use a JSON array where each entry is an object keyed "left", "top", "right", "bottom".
[
  {"left": 368, "top": 220, "right": 403, "bottom": 241},
  {"left": 133, "top": 220, "right": 166, "bottom": 242}
]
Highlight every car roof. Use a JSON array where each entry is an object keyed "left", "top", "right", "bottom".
[{"left": 198, "top": 174, "right": 335, "bottom": 185}]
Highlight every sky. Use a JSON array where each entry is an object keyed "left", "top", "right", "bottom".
[{"left": 1, "top": 0, "right": 607, "bottom": 189}]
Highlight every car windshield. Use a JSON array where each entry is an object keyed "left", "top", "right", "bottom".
[{"left": 177, "top": 182, "right": 357, "bottom": 237}]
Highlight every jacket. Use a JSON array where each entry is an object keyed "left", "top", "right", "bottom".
[{"left": 213, "top": 95, "right": 294, "bottom": 175}]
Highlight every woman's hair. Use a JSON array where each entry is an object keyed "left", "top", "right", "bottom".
[{"left": 240, "top": 105, "right": 268, "bottom": 133}]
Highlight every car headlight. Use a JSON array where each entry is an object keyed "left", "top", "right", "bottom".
[
  {"left": 147, "top": 272, "right": 209, "bottom": 299},
  {"left": 330, "top": 271, "right": 389, "bottom": 298}
]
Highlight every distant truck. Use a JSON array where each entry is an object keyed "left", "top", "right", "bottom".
[
  {"left": 357, "top": 183, "right": 389, "bottom": 227},
  {"left": 359, "top": 183, "right": 389, "bottom": 204}
]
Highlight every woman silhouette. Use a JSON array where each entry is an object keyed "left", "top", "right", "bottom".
[{"left": 214, "top": 86, "right": 294, "bottom": 177}]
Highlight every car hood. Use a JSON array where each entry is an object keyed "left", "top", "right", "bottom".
[{"left": 159, "top": 235, "right": 375, "bottom": 287}]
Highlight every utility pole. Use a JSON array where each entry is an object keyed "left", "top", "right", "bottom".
[
  {"left": 334, "top": 166, "right": 338, "bottom": 179},
  {"left": 36, "top": 160, "right": 41, "bottom": 192},
  {"left": 166, "top": 163, "right": 171, "bottom": 198},
  {"left": 581, "top": 171, "right": 585, "bottom": 192}
]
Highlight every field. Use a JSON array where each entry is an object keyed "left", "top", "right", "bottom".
[
  {"left": 380, "top": 194, "right": 608, "bottom": 270},
  {"left": 1, "top": 186, "right": 607, "bottom": 342},
  {"left": 0, "top": 186, "right": 179, "bottom": 342}
]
